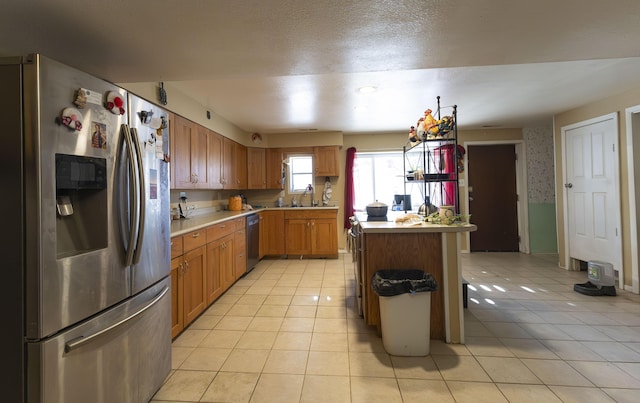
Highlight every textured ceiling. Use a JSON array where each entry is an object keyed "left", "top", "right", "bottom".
[{"left": 2, "top": 0, "right": 640, "bottom": 133}]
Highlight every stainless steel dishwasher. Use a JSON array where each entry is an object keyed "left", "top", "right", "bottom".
[{"left": 246, "top": 213, "right": 259, "bottom": 272}]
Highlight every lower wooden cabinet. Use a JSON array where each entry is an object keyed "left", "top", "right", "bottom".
[
  {"left": 235, "top": 227, "right": 247, "bottom": 280},
  {"left": 284, "top": 219, "right": 313, "bottom": 255},
  {"left": 261, "top": 210, "right": 285, "bottom": 255},
  {"left": 284, "top": 209, "right": 338, "bottom": 257},
  {"left": 182, "top": 245, "right": 207, "bottom": 325},
  {"left": 170, "top": 256, "right": 183, "bottom": 338},
  {"left": 171, "top": 217, "right": 247, "bottom": 339},
  {"left": 170, "top": 230, "right": 207, "bottom": 339},
  {"left": 311, "top": 217, "right": 339, "bottom": 255}
]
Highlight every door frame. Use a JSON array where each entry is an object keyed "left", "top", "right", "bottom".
[
  {"left": 560, "top": 112, "right": 623, "bottom": 288},
  {"left": 625, "top": 105, "right": 640, "bottom": 294},
  {"left": 463, "top": 140, "right": 529, "bottom": 254}
]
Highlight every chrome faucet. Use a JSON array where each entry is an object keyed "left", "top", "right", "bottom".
[{"left": 303, "top": 184, "right": 314, "bottom": 206}]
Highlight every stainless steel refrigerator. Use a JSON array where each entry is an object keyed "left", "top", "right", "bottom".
[{"left": 0, "top": 54, "right": 171, "bottom": 403}]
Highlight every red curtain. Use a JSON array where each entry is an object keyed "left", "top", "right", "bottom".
[
  {"left": 435, "top": 144, "right": 458, "bottom": 207},
  {"left": 344, "top": 147, "right": 357, "bottom": 228}
]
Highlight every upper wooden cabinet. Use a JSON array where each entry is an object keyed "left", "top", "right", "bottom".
[
  {"left": 208, "top": 130, "right": 224, "bottom": 189},
  {"left": 221, "top": 137, "right": 247, "bottom": 189},
  {"left": 235, "top": 143, "right": 248, "bottom": 189},
  {"left": 171, "top": 115, "right": 210, "bottom": 189},
  {"left": 266, "top": 148, "right": 284, "bottom": 189},
  {"left": 313, "top": 146, "right": 340, "bottom": 177},
  {"left": 247, "top": 147, "right": 267, "bottom": 189}
]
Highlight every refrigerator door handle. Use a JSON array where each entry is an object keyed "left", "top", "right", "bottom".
[
  {"left": 64, "top": 285, "right": 169, "bottom": 353},
  {"left": 121, "top": 124, "right": 139, "bottom": 267},
  {"left": 130, "top": 127, "right": 146, "bottom": 265}
]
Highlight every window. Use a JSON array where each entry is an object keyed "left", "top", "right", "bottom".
[
  {"left": 354, "top": 151, "right": 438, "bottom": 211},
  {"left": 353, "top": 152, "right": 406, "bottom": 210},
  {"left": 288, "top": 155, "right": 313, "bottom": 193}
]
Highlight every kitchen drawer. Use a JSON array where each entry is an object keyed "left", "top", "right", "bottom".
[
  {"left": 233, "top": 217, "right": 246, "bottom": 228},
  {"left": 183, "top": 230, "right": 206, "bottom": 252},
  {"left": 206, "top": 220, "right": 236, "bottom": 243},
  {"left": 170, "top": 236, "right": 183, "bottom": 259},
  {"left": 235, "top": 228, "right": 246, "bottom": 249},
  {"left": 284, "top": 210, "right": 337, "bottom": 220}
]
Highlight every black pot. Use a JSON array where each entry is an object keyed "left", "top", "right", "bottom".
[{"left": 366, "top": 201, "right": 388, "bottom": 217}]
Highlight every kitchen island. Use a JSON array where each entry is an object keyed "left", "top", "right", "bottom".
[{"left": 358, "top": 219, "right": 476, "bottom": 344}]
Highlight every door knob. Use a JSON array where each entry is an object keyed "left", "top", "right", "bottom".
[{"left": 564, "top": 183, "right": 573, "bottom": 188}]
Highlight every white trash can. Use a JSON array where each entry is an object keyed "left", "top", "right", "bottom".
[
  {"left": 371, "top": 269, "right": 437, "bottom": 356},
  {"left": 379, "top": 291, "right": 432, "bottom": 356}
]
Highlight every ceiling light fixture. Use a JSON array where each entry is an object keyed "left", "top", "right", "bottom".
[{"left": 358, "top": 86, "right": 377, "bottom": 93}]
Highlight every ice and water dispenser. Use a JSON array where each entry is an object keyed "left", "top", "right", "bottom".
[{"left": 55, "top": 154, "right": 108, "bottom": 258}]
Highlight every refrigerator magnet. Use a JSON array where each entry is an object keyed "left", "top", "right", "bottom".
[
  {"left": 60, "top": 107, "right": 83, "bottom": 131},
  {"left": 73, "top": 88, "right": 87, "bottom": 108},
  {"left": 91, "top": 121, "right": 107, "bottom": 149},
  {"left": 105, "top": 91, "right": 125, "bottom": 115}
]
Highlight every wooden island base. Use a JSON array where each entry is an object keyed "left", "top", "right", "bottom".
[{"left": 359, "top": 221, "right": 477, "bottom": 344}]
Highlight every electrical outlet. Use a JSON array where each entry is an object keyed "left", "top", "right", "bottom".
[{"left": 179, "top": 191, "right": 186, "bottom": 199}]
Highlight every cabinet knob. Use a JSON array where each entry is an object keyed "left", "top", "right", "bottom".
[{"left": 192, "top": 232, "right": 200, "bottom": 238}]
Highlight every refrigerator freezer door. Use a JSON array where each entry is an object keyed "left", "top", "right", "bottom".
[
  {"left": 27, "top": 277, "right": 171, "bottom": 403},
  {"left": 127, "top": 94, "right": 171, "bottom": 294},
  {"left": 24, "top": 55, "right": 131, "bottom": 339}
]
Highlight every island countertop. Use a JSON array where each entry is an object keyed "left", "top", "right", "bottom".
[{"left": 359, "top": 220, "right": 477, "bottom": 233}]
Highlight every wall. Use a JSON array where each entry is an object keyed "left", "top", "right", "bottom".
[
  {"left": 121, "top": 81, "right": 558, "bottom": 258},
  {"left": 554, "top": 86, "right": 640, "bottom": 288},
  {"left": 524, "top": 127, "right": 557, "bottom": 253},
  {"left": 121, "top": 82, "right": 249, "bottom": 144}
]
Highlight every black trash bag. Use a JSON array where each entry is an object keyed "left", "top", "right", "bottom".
[{"left": 371, "top": 269, "right": 438, "bottom": 297}]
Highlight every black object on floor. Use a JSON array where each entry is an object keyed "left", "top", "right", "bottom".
[{"left": 574, "top": 281, "right": 617, "bottom": 296}]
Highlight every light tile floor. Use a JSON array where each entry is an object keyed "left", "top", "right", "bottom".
[{"left": 152, "top": 252, "right": 640, "bottom": 402}]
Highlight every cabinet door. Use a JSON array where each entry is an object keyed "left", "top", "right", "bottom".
[
  {"left": 262, "top": 210, "right": 285, "bottom": 255},
  {"left": 168, "top": 112, "right": 176, "bottom": 189},
  {"left": 258, "top": 213, "right": 265, "bottom": 259},
  {"left": 266, "top": 148, "right": 284, "bottom": 189},
  {"left": 220, "top": 234, "right": 236, "bottom": 289},
  {"left": 285, "top": 219, "right": 312, "bottom": 255},
  {"left": 222, "top": 137, "right": 235, "bottom": 188},
  {"left": 192, "top": 124, "right": 210, "bottom": 188},
  {"left": 311, "top": 218, "right": 338, "bottom": 255},
  {"left": 314, "top": 146, "right": 340, "bottom": 177},
  {"left": 208, "top": 130, "right": 224, "bottom": 189},
  {"left": 235, "top": 143, "right": 248, "bottom": 189},
  {"left": 205, "top": 239, "right": 224, "bottom": 305},
  {"left": 182, "top": 245, "right": 207, "bottom": 325},
  {"left": 172, "top": 115, "right": 196, "bottom": 188},
  {"left": 170, "top": 256, "right": 183, "bottom": 339},
  {"left": 247, "top": 147, "right": 267, "bottom": 189},
  {"left": 234, "top": 228, "right": 246, "bottom": 280}
]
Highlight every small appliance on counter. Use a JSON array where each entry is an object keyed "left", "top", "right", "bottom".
[{"left": 392, "top": 194, "right": 411, "bottom": 211}]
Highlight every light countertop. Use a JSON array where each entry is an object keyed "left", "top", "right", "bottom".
[
  {"left": 170, "top": 206, "right": 339, "bottom": 237},
  {"left": 359, "top": 220, "right": 477, "bottom": 234}
]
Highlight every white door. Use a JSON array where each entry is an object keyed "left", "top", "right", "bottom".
[{"left": 563, "top": 114, "right": 621, "bottom": 273}]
